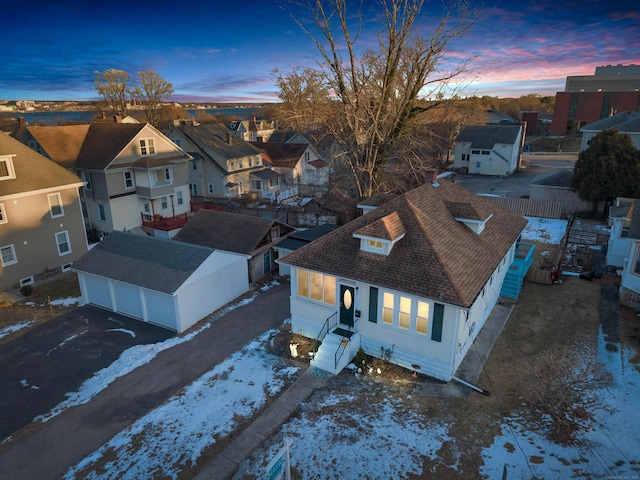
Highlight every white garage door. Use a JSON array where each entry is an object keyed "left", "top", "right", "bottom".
[
  {"left": 144, "top": 289, "right": 177, "bottom": 331},
  {"left": 83, "top": 274, "right": 112, "bottom": 309},
  {"left": 112, "top": 281, "right": 144, "bottom": 319}
]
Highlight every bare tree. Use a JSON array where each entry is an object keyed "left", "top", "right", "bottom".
[
  {"left": 280, "top": 0, "right": 480, "bottom": 198},
  {"left": 94, "top": 69, "right": 130, "bottom": 114},
  {"left": 130, "top": 71, "right": 174, "bottom": 127}
]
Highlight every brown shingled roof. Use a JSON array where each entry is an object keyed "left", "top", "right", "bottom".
[
  {"left": 355, "top": 212, "right": 405, "bottom": 241},
  {"left": 251, "top": 142, "right": 307, "bottom": 168},
  {"left": 75, "top": 123, "right": 146, "bottom": 170},
  {"left": 280, "top": 180, "right": 527, "bottom": 308},
  {"left": 0, "top": 133, "right": 83, "bottom": 197},
  {"left": 174, "top": 209, "right": 292, "bottom": 255},
  {"left": 25, "top": 125, "right": 90, "bottom": 168}
]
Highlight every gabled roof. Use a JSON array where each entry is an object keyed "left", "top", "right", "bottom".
[
  {"left": 73, "top": 231, "right": 215, "bottom": 294},
  {"left": 173, "top": 124, "right": 262, "bottom": 163},
  {"left": 456, "top": 124, "right": 522, "bottom": 149},
  {"left": 0, "top": 133, "right": 83, "bottom": 197},
  {"left": 251, "top": 142, "right": 308, "bottom": 168},
  {"left": 354, "top": 212, "right": 405, "bottom": 241},
  {"left": 23, "top": 125, "right": 90, "bottom": 168},
  {"left": 174, "top": 209, "right": 291, "bottom": 255},
  {"left": 281, "top": 181, "right": 527, "bottom": 308},
  {"left": 75, "top": 123, "right": 147, "bottom": 170},
  {"left": 581, "top": 111, "right": 640, "bottom": 133},
  {"left": 276, "top": 224, "right": 340, "bottom": 251}
]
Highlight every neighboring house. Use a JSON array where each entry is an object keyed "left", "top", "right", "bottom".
[
  {"left": 528, "top": 169, "right": 592, "bottom": 215},
  {"left": 0, "top": 133, "right": 88, "bottom": 290},
  {"left": 174, "top": 209, "right": 295, "bottom": 284},
  {"left": 13, "top": 122, "right": 193, "bottom": 238},
  {"left": 579, "top": 111, "right": 640, "bottom": 151},
  {"left": 453, "top": 124, "right": 524, "bottom": 176},
  {"left": 357, "top": 194, "right": 398, "bottom": 215},
  {"left": 613, "top": 199, "right": 640, "bottom": 309},
  {"left": 73, "top": 231, "right": 249, "bottom": 333},
  {"left": 251, "top": 141, "right": 329, "bottom": 200},
  {"left": 166, "top": 122, "right": 280, "bottom": 200},
  {"left": 229, "top": 119, "right": 275, "bottom": 142},
  {"left": 273, "top": 224, "right": 340, "bottom": 276},
  {"left": 278, "top": 178, "right": 532, "bottom": 380},
  {"left": 606, "top": 197, "right": 635, "bottom": 268}
]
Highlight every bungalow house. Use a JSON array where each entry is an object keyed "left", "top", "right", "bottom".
[
  {"left": 13, "top": 122, "right": 193, "bottom": 238},
  {"left": 174, "top": 209, "right": 294, "bottom": 284},
  {"left": 251, "top": 141, "right": 329, "bottom": 201},
  {"left": 0, "top": 133, "right": 88, "bottom": 290},
  {"left": 73, "top": 231, "right": 249, "bottom": 333},
  {"left": 166, "top": 122, "right": 281, "bottom": 201},
  {"left": 453, "top": 124, "right": 524, "bottom": 176},
  {"left": 610, "top": 199, "right": 640, "bottom": 309},
  {"left": 579, "top": 111, "right": 640, "bottom": 151},
  {"left": 278, "top": 178, "right": 532, "bottom": 380}
]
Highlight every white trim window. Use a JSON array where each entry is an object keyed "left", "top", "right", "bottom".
[
  {"left": 0, "top": 244, "right": 17, "bottom": 266},
  {"left": 190, "top": 183, "right": 198, "bottom": 195},
  {"left": 296, "top": 268, "right": 336, "bottom": 306},
  {"left": 0, "top": 157, "right": 16, "bottom": 180},
  {"left": 160, "top": 196, "right": 169, "bottom": 209},
  {"left": 20, "top": 276, "right": 34, "bottom": 287},
  {"left": 97, "top": 204, "right": 106, "bottom": 222},
  {"left": 124, "top": 170, "right": 134, "bottom": 189},
  {"left": 208, "top": 183, "right": 215, "bottom": 194},
  {"left": 176, "top": 190, "right": 184, "bottom": 206},
  {"left": 0, "top": 203, "right": 7, "bottom": 224},
  {"left": 81, "top": 171, "right": 93, "bottom": 190},
  {"left": 155, "top": 168, "right": 171, "bottom": 186},
  {"left": 55, "top": 231, "right": 71, "bottom": 256},
  {"left": 416, "top": 301, "right": 429, "bottom": 335},
  {"left": 48, "top": 193, "right": 64, "bottom": 218},
  {"left": 139, "top": 138, "right": 156, "bottom": 156},
  {"left": 382, "top": 292, "right": 394, "bottom": 325}
]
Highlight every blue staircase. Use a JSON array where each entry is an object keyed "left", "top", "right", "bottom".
[{"left": 500, "top": 242, "right": 535, "bottom": 300}]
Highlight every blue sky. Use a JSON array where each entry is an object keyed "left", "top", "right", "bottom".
[{"left": 1, "top": 0, "right": 638, "bottom": 102}]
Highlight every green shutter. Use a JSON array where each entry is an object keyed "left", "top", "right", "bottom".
[
  {"left": 368, "top": 287, "right": 378, "bottom": 323},
  {"left": 431, "top": 303, "right": 444, "bottom": 342}
]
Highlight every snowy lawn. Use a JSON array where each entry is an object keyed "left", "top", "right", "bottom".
[
  {"left": 64, "top": 330, "right": 299, "bottom": 480},
  {"left": 521, "top": 217, "right": 568, "bottom": 244}
]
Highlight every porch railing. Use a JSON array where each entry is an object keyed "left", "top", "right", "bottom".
[
  {"left": 141, "top": 212, "right": 189, "bottom": 231},
  {"left": 335, "top": 338, "right": 348, "bottom": 369}
]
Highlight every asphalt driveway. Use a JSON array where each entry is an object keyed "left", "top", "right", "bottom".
[{"left": 0, "top": 305, "right": 174, "bottom": 440}]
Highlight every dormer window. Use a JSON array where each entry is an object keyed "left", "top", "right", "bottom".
[
  {"left": 139, "top": 138, "right": 155, "bottom": 156},
  {"left": 0, "top": 157, "right": 16, "bottom": 181},
  {"left": 354, "top": 211, "right": 405, "bottom": 255},
  {"left": 445, "top": 201, "right": 493, "bottom": 234}
]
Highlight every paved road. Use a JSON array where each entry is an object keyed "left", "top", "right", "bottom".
[
  {"left": 0, "top": 282, "right": 291, "bottom": 480},
  {"left": 456, "top": 154, "right": 578, "bottom": 198}
]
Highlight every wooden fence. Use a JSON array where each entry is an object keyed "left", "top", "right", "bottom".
[{"left": 482, "top": 197, "right": 563, "bottom": 219}]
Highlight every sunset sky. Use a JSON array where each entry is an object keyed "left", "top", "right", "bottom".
[{"left": 1, "top": 0, "right": 638, "bottom": 102}]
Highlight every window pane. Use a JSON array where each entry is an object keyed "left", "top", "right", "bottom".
[
  {"left": 297, "top": 269, "right": 309, "bottom": 297},
  {"left": 1, "top": 246, "right": 14, "bottom": 263},
  {"left": 310, "top": 272, "right": 323, "bottom": 301},
  {"left": 416, "top": 317, "right": 428, "bottom": 335},
  {"left": 324, "top": 276, "right": 336, "bottom": 305},
  {"left": 399, "top": 296, "right": 411, "bottom": 329},
  {"left": 0, "top": 160, "right": 8, "bottom": 177},
  {"left": 416, "top": 301, "right": 429, "bottom": 335},
  {"left": 382, "top": 292, "right": 394, "bottom": 324}
]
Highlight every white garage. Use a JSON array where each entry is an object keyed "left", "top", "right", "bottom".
[{"left": 73, "top": 231, "right": 250, "bottom": 333}]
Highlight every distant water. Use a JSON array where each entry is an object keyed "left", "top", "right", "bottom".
[{"left": 3, "top": 107, "right": 262, "bottom": 125}]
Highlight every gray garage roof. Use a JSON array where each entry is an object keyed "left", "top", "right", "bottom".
[{"left": 73, "top": 231, "right": 215, "bottom": 294}]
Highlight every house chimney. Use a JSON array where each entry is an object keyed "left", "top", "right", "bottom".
[
  {"left": 226, "top": 132, "right": 233, "bottom": 145},
  {"left": 101, "top": 112, "right": 106, "bottom": 120},
  {"left": 425, "top": 170, "right": 438, "bottom": 182},
  {"left": 113, "top": 113, "right": 122, "bottom": 123}
]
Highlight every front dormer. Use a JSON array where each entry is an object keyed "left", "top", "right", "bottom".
[
  {"left": 353, "top": 211, "right": 405, "bottom": 255},
  {"left": 445, "top": 201, "right": 493, "bottom": 234}
]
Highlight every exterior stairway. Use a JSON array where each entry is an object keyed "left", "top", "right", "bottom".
[
  {"left": 500, "top": 242, "right": 535, "bottom": 300},
  {"left": 310, "top": 330, "right": 359, "bottom": 375}
]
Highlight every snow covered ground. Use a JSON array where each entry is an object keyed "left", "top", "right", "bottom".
[{"left": 25, "top": 220, "right": 640, "bottom": 478}]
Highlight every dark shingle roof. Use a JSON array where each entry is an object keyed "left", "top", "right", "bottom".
[
  {"left": 251, "top": 142, "right": 308, "bottom": 168},
  {"left": 251, "top": 168, "right": 281, "bottom": 180},
  {"left": 276, "top": 224, "right": 340, "bottom": 252},
  {"left": 176, "top": 124, "right": 262, "bottom": 162},
  {"left": 0, "top": 133, "right": 83, "bottom": 196},
  {"left": 174, "top": 209, "right": 289, "bottom": 254},
  {"left": 456, "top": 124, "right": 522, "bottom": 150},
  {"left": 280, "top": 181, "right": 527, "bottom": 308},
  {"left": 75, "top": 123, "right": 147, "bottom": 170},
  {"left": 581, "top": 111, "right": 640, "bottom": 133},
  {"left": 72, "top": 231, "right": 214, "bottom": 294}
]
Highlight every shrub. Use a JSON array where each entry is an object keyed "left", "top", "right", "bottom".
[{"left": 20, "top": 284, "right": 33, "bottom": 297}]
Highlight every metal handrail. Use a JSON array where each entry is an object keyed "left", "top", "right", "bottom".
[
  {"left": 314, "top": 312, "right": 337, "bottom": 354},
  {"left": 334, "top": 337, "right": 348, "bottom": 369}
]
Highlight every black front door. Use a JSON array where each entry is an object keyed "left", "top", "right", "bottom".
[{"left": 339, "top": 285, "right": 355, "bottom": 327}]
